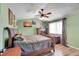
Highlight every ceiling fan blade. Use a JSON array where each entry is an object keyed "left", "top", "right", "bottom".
[
  {"left": 40, "top": 15, "right": 43, "bottom": 18},
  {"left": 44, "top": 15, "right": 49, "bottom": 18},
  {"left": 46, "top": 12, "right": 52, "bottom": 15},
  {"left": 38, "top": 11, "right": 42, "bottom": 14}
]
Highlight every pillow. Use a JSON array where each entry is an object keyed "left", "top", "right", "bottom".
[
  {"left": 9, "top": 28, "right": 20, "bottom": 38},
  {"left": 13, "top": 34, "right": 23, "bottom": 41}
]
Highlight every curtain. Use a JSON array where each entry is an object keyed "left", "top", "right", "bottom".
[{"left": 62, "top": 18, "right": 67, "bottom": 46}]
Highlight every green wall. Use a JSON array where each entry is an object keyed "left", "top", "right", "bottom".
[
  {"left": 17, "top": 19, "right": 37, "bottom": 35},
  {"left": 67, "top": 11, "right": 79, "bottom": 49},
  {"left": 17, "top": 19, "right": 48, "bottom": 35},
  {"left": 0, "top": 4, "right": 8, "bottom": 50}
]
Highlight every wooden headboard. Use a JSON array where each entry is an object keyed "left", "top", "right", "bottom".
[{"left": 4, "top": 27, "right": 19, "bottom": 48}]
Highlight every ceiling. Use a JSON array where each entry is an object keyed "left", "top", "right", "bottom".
[{"left": 6, "top": 3, "right": 79, "bottom": 21}]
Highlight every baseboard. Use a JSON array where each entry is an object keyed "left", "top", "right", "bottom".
[{"left": 67, "top": 45, "right": 79, "bottom": 50}]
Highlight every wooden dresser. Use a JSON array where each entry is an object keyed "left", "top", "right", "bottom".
[{"left": 42, "top": 34, "right": 61, "bottom": 44}]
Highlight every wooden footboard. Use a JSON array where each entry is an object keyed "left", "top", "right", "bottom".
[{"left": 22, "top": 47, "right": 54, "bottom": 56}]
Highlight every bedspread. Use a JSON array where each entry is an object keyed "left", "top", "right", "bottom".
[{"left": 14, "top": 35, "right": 53, "bottom": 55}]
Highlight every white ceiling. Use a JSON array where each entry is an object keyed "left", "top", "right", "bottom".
[{"left": 6, "top": 3, "right": 79, "bottom": 21}]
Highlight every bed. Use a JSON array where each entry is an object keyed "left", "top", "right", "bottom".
[{"left": 4, "top": 27, "right": 55, "bottom": 56}]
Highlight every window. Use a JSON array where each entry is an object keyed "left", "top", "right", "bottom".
[{"left": 49, "top": 20, "right": 62, "bottom": 34}]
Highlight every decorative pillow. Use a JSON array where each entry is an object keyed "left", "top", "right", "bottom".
[
  {"left": 13, "top": 34, "right": 23, "bottom": 41},
  {"left": 9, "top": 28, "right": 20, "bottom": 38}
]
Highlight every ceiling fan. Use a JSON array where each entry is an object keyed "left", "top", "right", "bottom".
[{"left": 38, "top": 9, "right": 52, "bottom": 18}]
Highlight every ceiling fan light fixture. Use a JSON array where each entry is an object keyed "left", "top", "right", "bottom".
[
  {"left": 39, "top": 17, "right": 45, "bottom": 20},
  {"left": 39, "top": 17, "right": 49, "bottom": 21}
]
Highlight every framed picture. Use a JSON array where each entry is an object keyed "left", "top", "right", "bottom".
[
  {"left": 8, "top": 8, "right": 15, "bottom": 26},
  {"left": 23, "top": 22, "right": 32, "bottom": 27},
  {"left": 13, "top": 15, "right": 15, "bottom": 27}
]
